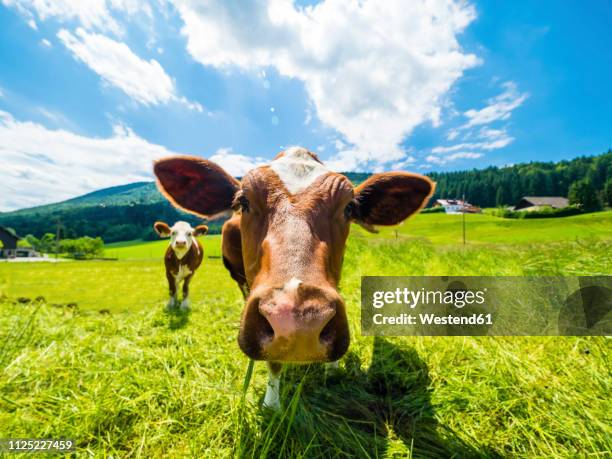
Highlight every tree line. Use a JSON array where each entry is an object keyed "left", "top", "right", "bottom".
[
  {"left": 427, "top": 150, "right": 612, "bottom": 209},
  {"left": 0, "top": 201, "right": 219, "bottom": 243},
  {"left": 22, "top": 234, "right": 104, "bottom": 259}
]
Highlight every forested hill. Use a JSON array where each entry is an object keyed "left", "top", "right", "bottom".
[
  {"left": 428, "top": 150, "right": 611, "bottom": 208},
  {"left": 0, "top": 181, "right": 192, "bottom": 243},
  {"left": 0, "top": 152, "right": 610, "bottom": 242}
]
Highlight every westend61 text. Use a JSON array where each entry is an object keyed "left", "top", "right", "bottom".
[{"left": 372, "top": 312, "right": 493, "bottom": 326}]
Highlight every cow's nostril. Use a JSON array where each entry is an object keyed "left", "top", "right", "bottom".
[
  {"left": 319, "top": 314, "right": 336, "bottom": 345},
  {"left": 258, "top": 311, "right": 274, "bottom": 341}
]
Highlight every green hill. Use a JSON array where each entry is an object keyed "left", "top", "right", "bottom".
[
  {"left": 0, "top": 182, "right": 208, "bottom": 242},
  {"left": 6, "top": 182, "right": 161, "bottom": 216}
]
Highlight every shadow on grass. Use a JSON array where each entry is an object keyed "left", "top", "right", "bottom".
[
  {"left": 164, "top": 306, "right": 190, "bottom": 330},
  {"left": 240, "top": 337, "right": 500, "bottom": 458}
]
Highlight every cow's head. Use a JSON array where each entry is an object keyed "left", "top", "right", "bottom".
[
  {"left": 154, "top": 220, "right": 208, "bottom": 258},
  {"left": 154, "top": 147, "right": 434, "bottom": 362}
]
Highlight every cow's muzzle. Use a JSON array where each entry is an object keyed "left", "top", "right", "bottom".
[{"left": 238, "top": 282, "right": 350, "bottom": 362}]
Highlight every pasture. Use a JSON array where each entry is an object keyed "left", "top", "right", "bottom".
[{"left": 1, "top": 212, "right": 611, "bottom": 457}]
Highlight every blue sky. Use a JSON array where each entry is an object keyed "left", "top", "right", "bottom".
[{"left": 0, "top": 0, "right": 610, "bottom": 211}]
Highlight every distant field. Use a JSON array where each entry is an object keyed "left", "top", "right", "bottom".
[
  {"left": 105, "top": 235, "right": 224, "bottom": 260},
  {"left": 1, "top": 233, "right": 233, "bottom": 313},
  {"left": 372, "top": 209, "right": 612, "bottom": 244},
  {"left": 104, "top": 211, "right": 612, "bottom": 260},
  {"left": 1, "top": 212, "right": 610, "bottom": 457}
]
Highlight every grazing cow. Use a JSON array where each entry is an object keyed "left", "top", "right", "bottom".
[
  {"left": 154, "top": 221, "right": 208, "bottom": 310},
  {"left": 153, "top": 147, "right": 434, "bottom": 408}
]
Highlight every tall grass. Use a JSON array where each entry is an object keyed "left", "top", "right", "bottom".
[{"left": 1, "top": 215, "right": 611, "bottom": 457}]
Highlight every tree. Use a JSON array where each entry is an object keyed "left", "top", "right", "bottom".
[
  {"left": 568, "top": 180, "right": 602, "bottom": 212},
  {"left": 496, "top": 186, "right": 509, "bottom": 206},
  {"left": 37, "top": 233, "right": 56, "bottom": 253},
  {"left": 17, "top": 238, "right": 32, "bottom": 248},
  {"left": 24, "top": 234, "right": 40, "bottom": 248},
  {"left": 59, "top": 236, "right": 104, "bottom": 259},
  {"left": 604, "top": 178, "right": 612, "bottom": 207}
]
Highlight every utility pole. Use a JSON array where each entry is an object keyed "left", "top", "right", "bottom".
[
  {"left": 55, "top": 219, "right": 62, "bottom": 259},
  {"left": 462, "top": 193, "right": 466, "bottom": 245}
]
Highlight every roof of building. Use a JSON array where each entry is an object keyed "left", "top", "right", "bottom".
[
  {"left": 517, "top": 197, "right": 569, "bottom": 208},
  {"left": 435, "top": 199, "right": 469, "bottom": 206},
  {"left": 0, "top": 225, "right": 19, "bottom": 240}
]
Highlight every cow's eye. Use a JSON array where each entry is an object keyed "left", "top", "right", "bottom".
[
  {"left": 172, "top": 231, "right": 177, "bottom": 236},
  {"left": 232, "top": 192, "right": 250, "bottom": 213},
  {"left": 187, "top": 232, "right": 192, "bottom": 237},
  {"left": 344, "top": 199, "right": 359, "bottom": 220}
]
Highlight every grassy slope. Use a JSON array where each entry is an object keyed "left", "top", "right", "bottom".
[
  {"left": 0, "top": 213, "right": 611, "bottom": 457},
  {"left": 105, "top": 235, "right": 224, "bottom": 260},
  {"left": 378, "top": 210, "right": 612, "bottom": 244}
]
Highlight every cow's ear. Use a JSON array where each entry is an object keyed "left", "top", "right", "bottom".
[
  {"left": 194, "top": 225, "right": 208, "bottom": 236},
  {"left": 350, "top": 172, "right": 434, "bottom": 228},
  {"left": 154, "top": 156, "right": 240, "bottom": 218},
  {"left": 154, "top": 221, "right": 171, "bottom": 237}
]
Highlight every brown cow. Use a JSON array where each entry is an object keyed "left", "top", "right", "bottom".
[
  {"left": 154, "top": 221, "right": 208, "bottom": 310},
  {"left": 154, "top": 146, "right": 434, "bottom": 408}
]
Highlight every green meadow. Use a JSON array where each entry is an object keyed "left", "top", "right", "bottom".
[{"left": 1, "top": 212, "right": 611, "bottom": 457}]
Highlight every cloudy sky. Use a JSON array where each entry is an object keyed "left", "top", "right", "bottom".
[{"left": 0, "top": 0, "right": 610, "bottom": 211}]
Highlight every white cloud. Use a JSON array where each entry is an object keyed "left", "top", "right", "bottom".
[
  {"left": 0, "top": 110, "right": 179, "bottom": 211},
  {"left": 478, "top": 127, "right": 507, "bottom": 141},
  {"left": 208, "top": 148, "right": 268, "bottom": 177},
  {"left": 391, "top": 156, "right": 417, "bottom": 170},
  {"left": 431, "top": 132, "right": 513, "bottom": 154},
  {"left": 430, "top": 82, "right": 526, "bottom": 166},
  {"left": 428, "top": 129, "right": 511, "bottom": 166},
  {"left": 172, "top": 0, "right": 479, "bottom": 170},
  {"left": 57, "top": 28, "right": 202, "bottom": 111},
  {"left": 426, "top": 151, "right": 482, "bottom": 165},
  {"left": 27, "top": 18, "right": 37, "bottom": 29},
  {"left": 37, "top": 107, "right": 72, "bottom": 126},
  {"left": 323, "top": 147, "right": 371, "bottom": 172},
  {"left": 463, "top": 81, "right": 528, "bottom": 128},
  {"left": 40, "top": 38, "right": 52, "bottom": 48},
  {"left": 2, "top": 0, "right": 152, "bottom": 35},
  {"left": 446, "top": 129, "right": 460, "bottom": 141}
]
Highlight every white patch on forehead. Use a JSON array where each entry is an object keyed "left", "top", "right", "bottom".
[
  {"left": 283, "top": 277, "right": 302, "bottom": 294},
  {"left": 171, "top": 221, "right": 194, "bottom": 233},
  {"left": 269, "top": 146, "right": 329, "bottom": 194}
]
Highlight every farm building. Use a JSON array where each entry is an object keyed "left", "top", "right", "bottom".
[
  {"left": 0, "top": 225, "right": 40, "bottom": 258},
  {"left": 513, "top": 197, "right": 569, "bottom": 211},
  {"left": 433, "top": 199, "right": 482, "bottom": 214}
]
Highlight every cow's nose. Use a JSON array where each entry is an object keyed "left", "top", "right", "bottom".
[
  {"left": 175, "top": 240, "right": 186, "bottom": 247},
  {"left": 258, "top": 298, "right": 336, "bottom": 340},
  {"left": 237, "top": 282, "right": 350, "bottom": 362}
]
